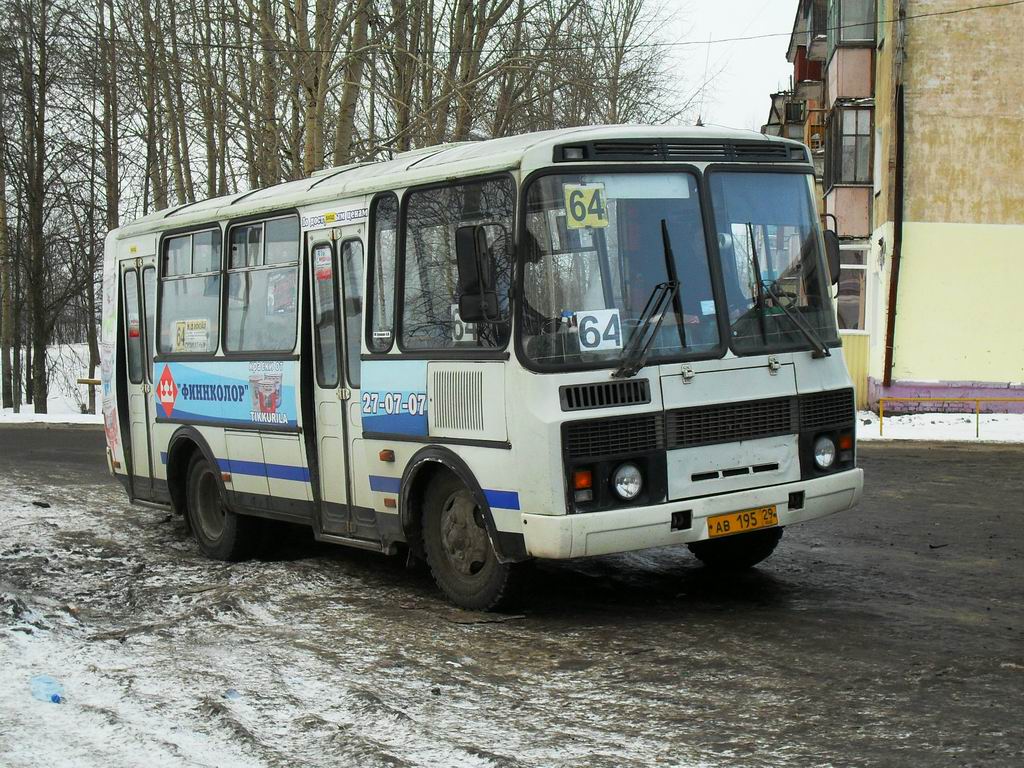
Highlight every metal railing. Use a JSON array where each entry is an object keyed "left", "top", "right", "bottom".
[{"left": 878, "top": 397, "right": 1024, "bottom": 438}]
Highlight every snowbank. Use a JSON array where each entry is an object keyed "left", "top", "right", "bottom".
[
  {"left": 0, "top": 344, "right": 103, "bottom": 424},
  {"left": 858, "top": 410, "right": 1024, "bottom": 443}
]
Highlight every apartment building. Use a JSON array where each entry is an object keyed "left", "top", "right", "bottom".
[{"left": 765, "top": 0, "right": 1024, "bottom": 412}]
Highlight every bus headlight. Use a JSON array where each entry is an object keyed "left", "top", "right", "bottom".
[
  {"left": 612, "top": 463, "right": 643, "bottom": 500},
  {"left": 813, "top": 436, "right": 837, "bottom": 469}
]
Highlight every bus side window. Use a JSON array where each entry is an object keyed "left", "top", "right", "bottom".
[
  {"left": 143, "top": 267, "right": 156, "bottom": 370},
  {"left": 341, "top": 239, "right": 363, "bottom": 387},
  {"left": 159, "top": 229, "right": 222, "bottom": 355},
  {"left": 401, "top": 176, "right": 515, "bottom": 350},
  {"left": 123, "top": 270, "right": 143, "bottom": 384},
  {"left": 225, "top": 215, "right": 300, "bottom": 352},
  {"left": 368, "top": 194, "right": 398, "bottom": 352},
  {"left": 312, "top": 243, "right": 339, "bottom": 387}
]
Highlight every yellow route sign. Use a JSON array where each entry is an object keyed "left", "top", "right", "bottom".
[{"left": 563, "top": 183, "right": 609, "bottom": 229}]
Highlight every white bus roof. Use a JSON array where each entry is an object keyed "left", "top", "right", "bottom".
[{"left": 114, "top": 125, "right": 805, "bottom": 241}]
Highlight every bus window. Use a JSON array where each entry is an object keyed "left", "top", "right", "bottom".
[
  {"left": 159, "top": 229, "right": 222, "bottom": 355},
  {"left": 225, "top": 215, "right": 300, "bottom": 352},
  {"left": 123, "top": 270, "right": 143, "bottom": 383},
  {"left": 341, "top": 239, "right": 363, "bottom": 387},
  {"left": 368, "top": 194, "right": 398, "bottom": 352},
  {"left": 401, "top": 176, "right": 514, "bottom": 350},
  {"left": 312, "top": 243, "right": 339, "bottom": 387},
  {"left": 143, "top": 267, "right": 156, "bottom": 368}
]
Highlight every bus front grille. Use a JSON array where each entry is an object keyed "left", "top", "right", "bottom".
[
  {"left": 666, "top": 397, "right": 797, "bottom": 450},
  {"left": 563, "top": 414, "right": 664, "bottom": 458},
  {"left": 560, "top": 379, "right": 651, "bottom": 411},
  {"left": 563, "top": 390, "right": 854, "bottom": 459},
  {"left": 799, "top": 388, "right": 856, "bottom": 431}
]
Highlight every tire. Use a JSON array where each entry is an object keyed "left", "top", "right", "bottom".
[
  {"left": 185, "top": 453, "right": 260, "bottom": 561},
  {"left": 421, "top": 473, "right": 518, "bottom": 611},
  {"left": 687, "top": 527, "right": 783, "bottom": 571}
]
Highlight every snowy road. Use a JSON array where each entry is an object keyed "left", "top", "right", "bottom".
[{"left": 1, "top": 427, "right": 1022, "bottom": 767}]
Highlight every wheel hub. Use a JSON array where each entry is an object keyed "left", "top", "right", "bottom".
[{"left": 439, "top": 490, "right": 489, "bottom": 576}]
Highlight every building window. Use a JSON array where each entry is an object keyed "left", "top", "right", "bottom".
[
  {"left": 825, "top": 106, "right": 872, "bottom": 189},
  {"left": 158, "top": 228, "right": 222, "bottom": 355},
  {"left": 836, "top": 247, "right": 868, "bottom": 331},
  {"left": 828, "top": 0, "right": 875, "bottom": 57},
  {"left": 224, "top": 215, "right": 300, "bottom": 352}
]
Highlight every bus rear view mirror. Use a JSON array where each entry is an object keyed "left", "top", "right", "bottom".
[
  {"left": 459, "top": 291, "right": 500, "bottom": 324},
  {"left": 455, "top": 223, "right": 506, "bottom": 323},
  {"left": 824, "top": 230, "right": 841, "bottom": 286}
]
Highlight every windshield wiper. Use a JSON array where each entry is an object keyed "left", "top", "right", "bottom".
[
  {"left": 660, "top": 219, "right": 688, "bottom": 351},
  {"left": 746, "top": 222, "right": 770, "bottom": 343},
  {"left": 746, "top": 222, "right": 830, "bottom": 359},
  {"left": 763, "top": 280, "right": 831, "bottom": 358},
  {"left": 611, "top": 280, "right": 679, "bottom": 379}
]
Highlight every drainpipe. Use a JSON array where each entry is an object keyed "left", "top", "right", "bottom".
[{"left": 882, "top": 83, "right": 904, "bottom": 387}]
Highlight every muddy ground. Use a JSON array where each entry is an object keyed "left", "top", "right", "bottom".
[{"left": 1, "top": 425, "right": 1022, "bottom": 767}]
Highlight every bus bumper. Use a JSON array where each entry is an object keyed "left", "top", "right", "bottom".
[{"left": 520, "top": 468, "right": 863, "bottom": 560}]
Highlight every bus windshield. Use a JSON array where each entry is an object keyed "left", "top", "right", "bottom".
[
  {"left": 708, "top": 171, "right": 839, "bottom": 354},
  {"left": 520, "top": 172, "right": 720, "bottom": 368}
]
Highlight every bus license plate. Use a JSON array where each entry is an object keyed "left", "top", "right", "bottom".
[{"left": 706, "top": 506, "right": 778, "bottom": 539}]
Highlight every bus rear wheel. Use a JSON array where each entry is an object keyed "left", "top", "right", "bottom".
[
  {"left": 687, "top": 528, "right": 783, "bottom": 571},
  {"left": 422, "top": 473, "right": 517, "bottom": 611},
  {"left": 185, "top": 453, "right": 259, "bottom": 561}
]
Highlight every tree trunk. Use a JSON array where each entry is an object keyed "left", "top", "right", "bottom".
[
  {"left": 0, "top": 161, "right": 12, "bottom": 409},
  {"left": 333, "top": 0, "right": 370, "bottom": 165},
  {"left": 100, "top": 0, "right": 119, "bottom": 230}
]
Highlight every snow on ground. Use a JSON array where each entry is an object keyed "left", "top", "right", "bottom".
[
  {"left": 0, "top": 466, "right": 720, "bottom": 768},
  {"left": 857, "top": 409, "right": 1024, "bottom": 443},
  {"left": 1, "top": 344, "right": 103, "bottom": 425}
]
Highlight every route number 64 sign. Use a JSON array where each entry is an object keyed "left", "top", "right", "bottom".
[
  {"left": 563, "top": 183, "right": 609, "bottom": 229},
  {"left": 577, "top": 309, "right": 622, "bottom": 352}
]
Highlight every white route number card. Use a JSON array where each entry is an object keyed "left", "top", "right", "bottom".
[{"left": 576, "top": 309, "right": 622, "bottom": 352}]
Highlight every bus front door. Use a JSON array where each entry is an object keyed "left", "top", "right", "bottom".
[
  {"left": 120, "top": 259, "right": 157, "bottom": 499},
  {"left": 309, "top": 233, "right": 370, "bottom": 539}
]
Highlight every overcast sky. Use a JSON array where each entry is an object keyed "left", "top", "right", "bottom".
[{"left": 661, "top": 1, "right": 797, "bottom": 133}]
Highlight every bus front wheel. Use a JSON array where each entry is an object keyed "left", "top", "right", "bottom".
[
  {"left": 422, "top": 473, "right": 517, "bottom": 611},
  {"left": 687, "top": 528, "right": 783, "bottom": 571},
  {"left": 185, "top": 453, "right": 259, "bottom": 561}
]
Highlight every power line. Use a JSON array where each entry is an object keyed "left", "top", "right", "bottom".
[{"left": 45, "top": 0, "right": 1024, "bottom": 57}]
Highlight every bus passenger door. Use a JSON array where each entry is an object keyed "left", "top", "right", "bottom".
[
  {"left": 309, "top": 232, "right": 370, "bottom": 539},
  {"left": 309, "top": 237, "right": 353, "bottom": 535},
  {"left": 336, "top": 237, "right": 371, "bottom": 538},
  {"left": 121, "top": 260, "right": 157, "bottom": 499}
]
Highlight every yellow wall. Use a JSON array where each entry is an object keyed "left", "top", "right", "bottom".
[
  {"left": 840, "top": 334, "right": 870, "bottom": 409},
  {"left": 902, "top": 1, "right": 1024, "bottom": 226},
  {"left": 889, "top": 221, "right": 1024, "bottom": 383}
]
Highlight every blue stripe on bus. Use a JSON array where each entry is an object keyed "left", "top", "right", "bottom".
[
  {"left": 158, "top": 452, "right": 309, "bottom": 482},
  {"left": 158, "top": 459, "right": 517, "bottom": 508},
  {"left": 369, "top": 475, "right": 520, "bottom": 510},
  {"left": 218, "top": 458, "right": 310, "bottom": 483},
  {"left": 368, "top": 475, "right": 402, "bottom": 494},
  {"left": 483, "top": 490, "right": 521, "bottom": 510}
]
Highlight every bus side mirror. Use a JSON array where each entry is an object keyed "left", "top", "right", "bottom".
[
  {"left": 455, "top": 224, "right": 504, "bottom": 323},
  {"left": 824, "top": 230, "right": 841, "bottom": 286}
]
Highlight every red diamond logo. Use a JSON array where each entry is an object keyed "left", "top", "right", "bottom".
[{"left": 157, "top": 365, "right": 178, "bottom": 418}]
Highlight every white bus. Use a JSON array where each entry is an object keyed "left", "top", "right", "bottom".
[{"left": 100, "top": 126, "right": 863, "bottom": 609}]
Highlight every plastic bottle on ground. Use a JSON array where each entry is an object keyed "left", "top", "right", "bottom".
[{"left": 30, "top": 675, "right": 64, "bottom": 703}]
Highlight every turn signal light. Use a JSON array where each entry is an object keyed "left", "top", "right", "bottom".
[
  {"left": 573, "top": 469, "right": 593, "bottom": 490},
  {"left": 838, "top": 434, "right": 854, "bottom": 450},
  {"left": 378, "top": 449, "right": 395, "bottom": 463}
]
